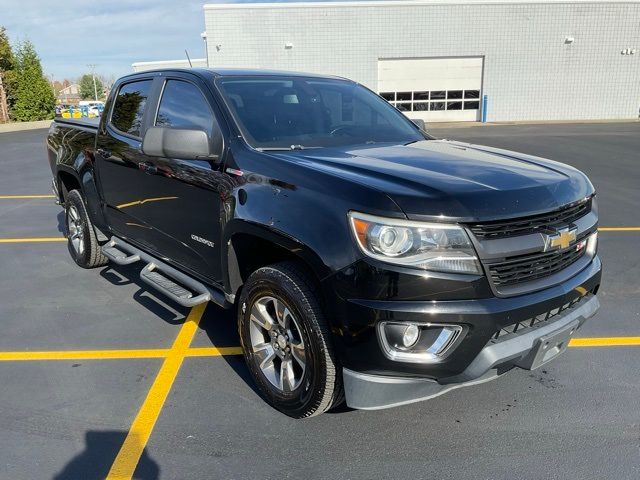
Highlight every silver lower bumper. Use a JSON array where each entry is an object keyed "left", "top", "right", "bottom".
[{"left": 343, "top": 294, "right": 600, "bottom": 410}]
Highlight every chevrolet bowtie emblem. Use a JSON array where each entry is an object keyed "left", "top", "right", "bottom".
[{"left": 542, "top": 227, "right": 577, "bottom": 251}]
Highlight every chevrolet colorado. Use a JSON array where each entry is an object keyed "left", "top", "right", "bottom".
[{"left": 47, "top": 69, "right": 601, "bottom": 418}]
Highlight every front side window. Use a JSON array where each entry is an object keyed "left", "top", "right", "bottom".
[
  {"left": 110, "top": 80, "right": 152, "bottom": 137},
  {"left": 155, "top": 80, "right": 215, "bottom": 137},
  {"left": 216, "top": 76, "right": 424, "bottom": 149}
]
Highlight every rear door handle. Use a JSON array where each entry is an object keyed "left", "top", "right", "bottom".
[{"left": 138, "top": 162, "right": 157, "bottom": 175}]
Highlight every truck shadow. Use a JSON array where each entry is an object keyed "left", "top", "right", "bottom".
[
  {"left": 99, "top": 264, "right": 188, "bottom": 325},
  {"left": 97, "top": 263, "right": 259, "bottom": 396},
  {"left": 96, "top": 263, "right": 352, "bottom": 412},
  {"left": 53, "top": 430, "right": 159, "bottom": 480},
  {"left": 56, "top": 211, "right": 65, "bottom": 234}
]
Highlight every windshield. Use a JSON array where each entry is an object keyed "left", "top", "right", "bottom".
[{"left": 216, "top": 76, "right": 425, "bottom": 149}]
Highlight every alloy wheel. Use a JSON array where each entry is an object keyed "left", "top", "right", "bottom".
[{"left": 248, "top": 295, "right": 306, "bottom": 393}]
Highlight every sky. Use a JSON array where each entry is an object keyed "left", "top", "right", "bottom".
[{"left": 0, "top": 0, "right": 365, "bottom": 82}]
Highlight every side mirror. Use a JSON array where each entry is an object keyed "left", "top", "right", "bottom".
[
  {"left": 142, "top": 127, "right": 218, "bottom": 160},
  {"left": 410, "top": 118, "right": 426, "bottom": 131}
]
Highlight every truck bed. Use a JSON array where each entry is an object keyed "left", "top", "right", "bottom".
[{"left": 54, "top": 117, "right": 100, "bottom": 130}]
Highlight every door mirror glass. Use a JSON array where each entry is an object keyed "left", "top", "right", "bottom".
[{"left": 142, "top": 127, "right": 215, "bottom": 160}]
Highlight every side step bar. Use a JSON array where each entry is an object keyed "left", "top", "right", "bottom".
[{"left": 101, "top": 237, "right": 230, "bottom": 308}]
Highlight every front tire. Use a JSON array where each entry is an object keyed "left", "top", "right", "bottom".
[
  {"left": 64, "top": 189, "right": 108, "bottom": 269},
  {"left": 238, "top": 262, "right": 343, "bottom": 418}
]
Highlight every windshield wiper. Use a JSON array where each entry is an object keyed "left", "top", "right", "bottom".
[{"left": 256, "top": 145, "right": 322, "bottom": 152}]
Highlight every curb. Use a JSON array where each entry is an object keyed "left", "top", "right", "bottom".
[
  {"left": 0, "top": 120, "right": 53, "bottom": 134},
  {"left": 427, "top": 119, "right": 640, "bottom": 129}
]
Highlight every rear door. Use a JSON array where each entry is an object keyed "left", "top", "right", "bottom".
[{"left": 95, "top": 77, "right": 160, "bottom": 248}]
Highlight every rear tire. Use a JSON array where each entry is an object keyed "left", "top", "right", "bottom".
[
  {"left": 64, "top": 189, "right": 108, "bottom": 269},
  {"left": 238, "top": 261, "right": 343, "bottom": 418}
]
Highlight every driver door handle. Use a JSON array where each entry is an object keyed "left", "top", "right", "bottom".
[
  {"left": 138, "top": 161, "right": 157, "bottom": 175},
  {"left": 97, "top": 148, "right": 112, "bottom": 158}
]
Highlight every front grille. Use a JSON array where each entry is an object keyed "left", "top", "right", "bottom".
[
  {"left": 489, "top": 245, "right": 586, "bottom": 287},
  {"left": 469, "top": 198, "right": 592, "bottom": 240},
  {"left": 492, "top": 293, "right": 590, "bottom": 340}
]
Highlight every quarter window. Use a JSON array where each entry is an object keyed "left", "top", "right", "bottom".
[
  {"left": 111, "top": 80, "right": 153, "bottom": 137},
  {"left": 155, "top": 80, "right": 215, "bottom": 137}
]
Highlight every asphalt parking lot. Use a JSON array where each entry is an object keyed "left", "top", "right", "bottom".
[{"left": 0, "top": 122, "right": 639, "bottom": 480}]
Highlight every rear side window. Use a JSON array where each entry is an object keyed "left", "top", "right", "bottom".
[
  {"left": 155, "top": 80, "right": 215, "bottom": 137},
  {"left": 110, "top": 80, "right": 153, "bottom": 137}
]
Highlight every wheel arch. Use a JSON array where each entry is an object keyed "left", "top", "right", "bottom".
[{"left": 224, "top": 220, "right": 331, "bottom": 301}]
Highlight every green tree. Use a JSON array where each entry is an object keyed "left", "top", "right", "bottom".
[
  {"left": 0, "top": 26, "right": 16, "bottom": 120},
  {"left": 79, "top": 73, "right": 104, "bottom": 100},
  {"left": 11, "top": 40, "right": 55, "bottom": 121}
]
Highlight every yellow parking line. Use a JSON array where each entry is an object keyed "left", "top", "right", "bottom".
[
  {"left": 598, "top": 227, "right": 640, "bottom": 232},
  {"left": 186, "top": 346, "right": 244, "bottom": 357},
  {"left": 0, "top": 195, "right": 55, "bottom": 199},
  {"left": 0, "top": 237, "right": 66, "bottom": 243},
  {"left": 106, "top": 304, "right": 207, "bottom": 480},
  {"left": 0, "top": 349, "right": 170, "bottom": 361},
  {"left": 569, "top": 337, "right": 640, "bottom": 347}
]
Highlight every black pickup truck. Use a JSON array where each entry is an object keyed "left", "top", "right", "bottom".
[{"left": 47, "top": 68, "right": 601, "bottom": 418}]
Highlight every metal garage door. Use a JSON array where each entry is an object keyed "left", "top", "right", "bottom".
[{"left": 378, "top": 57, "right": 483, "bottom": 122}]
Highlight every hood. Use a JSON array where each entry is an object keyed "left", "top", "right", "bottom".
[{"left": 269, "top": 140, "right": 594, "bottom": 221}]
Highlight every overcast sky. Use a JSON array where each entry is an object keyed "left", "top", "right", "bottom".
[{"left": 2, "top": 0, "right": 355, "bottom": 81}]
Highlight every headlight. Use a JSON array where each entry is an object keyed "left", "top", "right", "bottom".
[{"left": 348, "top": 211, "right": 481, "bottom": 274}]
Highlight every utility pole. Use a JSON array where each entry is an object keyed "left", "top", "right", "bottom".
[
  {"left": 0, "top": 73, "right": 9, "bottom": 123},
  {"left": 87, "top": 64, "right": 98, "bottom": 101}
]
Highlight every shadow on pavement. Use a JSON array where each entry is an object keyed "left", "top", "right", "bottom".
[
  {"left": 99, "top": 264, "right": 188, "bottom": 325},
  {"left": 53, "top": 431, "right": 159, "bottom": 480}
]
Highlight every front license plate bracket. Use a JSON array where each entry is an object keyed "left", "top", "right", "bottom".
[{"left": 516, "top": 319, "right": 580, "bottom": 371}]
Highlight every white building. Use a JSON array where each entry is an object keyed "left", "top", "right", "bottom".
[
  {"left": 136, "top": 0, "right": 640, "bottom": 122},
  {"left": 132, "top": 58, "right": 208, "bottom": 72}
]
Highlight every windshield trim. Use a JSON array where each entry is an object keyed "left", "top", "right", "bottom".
[{"left": 213, "top": 75, "right": 428, "bottom": 151}]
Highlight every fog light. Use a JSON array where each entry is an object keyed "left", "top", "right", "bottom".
[
  {"left": 379, "top": 322, "right": 464, "bottom": 363},
  {"left": 402, "top": 324, "right": 420, "bottom": 347}
]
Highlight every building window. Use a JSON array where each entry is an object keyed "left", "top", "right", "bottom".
[{"left": 379, "top": 89, "right": 482, "bottom": 113}]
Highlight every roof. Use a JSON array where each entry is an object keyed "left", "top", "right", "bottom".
[{"left": 119, "top": 68, "right": 348, "bottom": 81}]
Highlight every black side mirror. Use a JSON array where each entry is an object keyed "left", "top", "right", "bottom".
[
  {"left": 142, "top": 127, "right": 218, "bottom": 160},
  {"left": 410, "top": 118, "right": 426, "bottom": 131}
]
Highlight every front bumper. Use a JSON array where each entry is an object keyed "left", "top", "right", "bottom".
[{"left": 344, "top": 293, "right": 599, "bottom": 410}]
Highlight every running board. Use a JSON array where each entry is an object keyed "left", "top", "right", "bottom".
[{"left": 101, "top": 237, "right": 230, "bottom": 308}]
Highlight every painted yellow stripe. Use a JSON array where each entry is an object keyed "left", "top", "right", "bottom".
[
  {"left": 0, "top": 195, "right": 56, "bottom": 199},
  {"left": 569, "top": 337, "right": 640, "bottom": 347},
  {"left": 185, "top": 346, "right": 244, "bottom": 357},
  {"left": 0, "top": 346, "right": 243, "bottom": 362},
  {"left": 0, "top": 349, "right": 170, "bottom": 361},
  {"left": 106, "top": 304, "right": 207, "bottom": 480},
  {"left": 598, "top": 227, "right": 640, "bottom": 232},
  {"left": 0, "top": 237, "right": 66, "bottom": 243}
]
